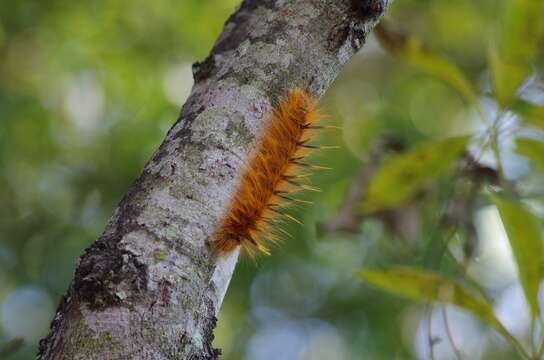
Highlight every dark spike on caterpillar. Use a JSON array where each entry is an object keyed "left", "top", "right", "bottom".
[{"left": 214, "top": 88, "right": 331, "bottom": 256}]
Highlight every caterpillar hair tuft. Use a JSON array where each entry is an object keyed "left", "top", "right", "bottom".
[{"left": 214, "top": 88, "right": 332, "bottom": 256}]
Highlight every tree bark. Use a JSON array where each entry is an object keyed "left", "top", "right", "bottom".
[{"left": 37, "top": 0, "right": 390, "bottom": 359}]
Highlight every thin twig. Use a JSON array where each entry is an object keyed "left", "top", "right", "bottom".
[
  {"left": 441, "top": 305, "right": 463, "bottom": 360},
  {"left": 427, "top": 305, "right": 438, "bottom": 360}
]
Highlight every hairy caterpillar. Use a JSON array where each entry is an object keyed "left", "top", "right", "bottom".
[{"left": 214, "top": 88, "right": 332, "bottom": 256}]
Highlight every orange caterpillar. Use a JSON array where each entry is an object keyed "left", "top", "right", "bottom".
[{"left": 214, "top": 88, "right": 329, "bottom": 256}]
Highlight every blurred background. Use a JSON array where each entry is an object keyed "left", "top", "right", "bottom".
[{"left": 1, "top": 0, "right": 543, "bottom": 359}]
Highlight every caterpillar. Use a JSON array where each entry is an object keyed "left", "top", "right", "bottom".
[{"left": 214, "top": 88, "right": 331, "bottom": 256}]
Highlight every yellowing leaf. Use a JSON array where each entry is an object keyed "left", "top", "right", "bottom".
[
  {"left": 491, "top": 195, "right": 544, "bottom": 316},
  {"left": 361, "top": 136, "right": 469, "bottom": 213},
  {"left": 517, "top": 138, "right": 544, "bottom": 172},
  {"left": 511, "top": 99, "right": 544, "bottom": 130},
  {"left": 357, "top": 267, "right": 511, "bottom": 340}
]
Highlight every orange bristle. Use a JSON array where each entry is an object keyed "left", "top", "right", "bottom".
[{"left": 214, "top": 88, "right": 326, "bottom": 256}]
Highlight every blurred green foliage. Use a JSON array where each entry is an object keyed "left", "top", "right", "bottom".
[
  {"left": 0, "top": 0, "right": 543, "bottom": 359},
  {"left": 361, "top": 136, "right": 469, "bottom": 214}
]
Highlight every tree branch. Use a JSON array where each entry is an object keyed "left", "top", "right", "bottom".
[{"left": 37, "top": 1, "right": 390, "bottom": 359}]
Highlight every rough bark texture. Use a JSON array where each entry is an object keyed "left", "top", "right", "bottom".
[{"left": 37, "top": 0, "right": 390, "bottom": 359}]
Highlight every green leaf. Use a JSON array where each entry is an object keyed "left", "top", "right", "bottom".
[
  {"left": 491, "top": 195, "right": 544, "bottom": 316},
  {"left": 361, "top": 136, "right": 469, "bottom": 213},
  {"left": 500, "top": 0, "right": 544, "bottom": 65},
  {"left": 489, "top": 47, "right": 528, "bottom": 108},
  {"left": 357, "top": 267, "right": 511, "bottom": 339},
  {"left": 511, "top": 99, "right": 544, "bottom": 130},
  {"left": 517, "top": 138, "right": 544, "bottom": 172},
  {"left": 490, "top": 0, "right": 544, "bottom": 106}
]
